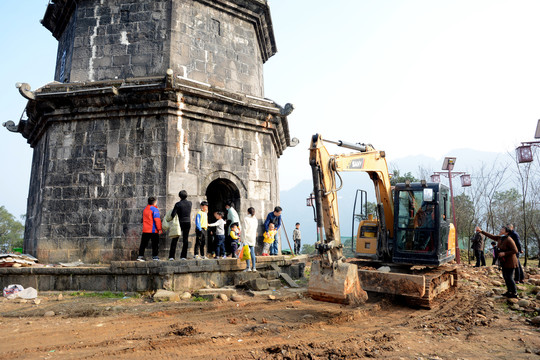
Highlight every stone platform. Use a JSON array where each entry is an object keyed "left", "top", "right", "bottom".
[{"left": 0, "top": 255, "right": 307, "bottom": 293}]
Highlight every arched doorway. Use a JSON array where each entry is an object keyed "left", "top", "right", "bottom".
[{"left": 205, "top": 178, "right": 241, "bottom": 223}]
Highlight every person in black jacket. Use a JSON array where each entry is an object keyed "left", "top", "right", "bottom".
[
  {"left": 507, "top": 224, "right": 525, "bottom": 283},
  {"left": 171, "top": 190, "right": 192, "bottom": 260},
  {"left": 471, "top": 226, "right": 485, "bottom": 267}
]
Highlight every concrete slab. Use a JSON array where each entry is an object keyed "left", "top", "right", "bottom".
[
  {"left": 196, "top": 288, "right": 237, "bottom": 298},
  {"left": 279, "top": 273, "right": 299, "bottom": 288}
]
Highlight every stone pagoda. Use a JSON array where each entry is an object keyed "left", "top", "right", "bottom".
[{"left": 4, "top": 0, "right": 293, "bottom": 263}]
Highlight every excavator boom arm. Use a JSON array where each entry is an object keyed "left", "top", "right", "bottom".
[{"left": 310, "top": 134, "right": 395, "bottom": 245}]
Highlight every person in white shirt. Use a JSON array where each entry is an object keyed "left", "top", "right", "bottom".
[
  {"left": 208, "top": 211, "right": 226, "bottom": 258},
  {"left": 293, "top": 222, "right": 301, "bottom": 255},
  {"left": 243, "top": 207, "right": 258, "bottom": 271}
]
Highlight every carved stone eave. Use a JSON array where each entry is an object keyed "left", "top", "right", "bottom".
[
  {"left": 18, "top": 75, "right": 291, "bottom": 155},
  {"left": 41, "top": 0, "right": 77, "bottom": 40}
]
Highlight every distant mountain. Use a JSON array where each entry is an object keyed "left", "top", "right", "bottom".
[{"left": 279, "top": 148, "right": 513, "bottom": 247}]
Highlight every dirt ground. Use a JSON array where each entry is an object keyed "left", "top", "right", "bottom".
[{"left": 1, "top": 265, "right": 540, "bottom": 360}]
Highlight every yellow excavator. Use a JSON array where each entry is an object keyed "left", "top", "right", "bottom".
[{"left": 308, "top": 134, "right": 458, "bottom": 308}]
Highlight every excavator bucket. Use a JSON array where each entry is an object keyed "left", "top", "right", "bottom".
[{"left": 308, "top": 260, "right": 368, "bottom": 305}]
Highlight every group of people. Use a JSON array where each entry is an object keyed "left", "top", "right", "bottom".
[
  {"left": 473, "top": 224, "right": 525, "bottom": 299},
  {"left": 136, "top": 191, "right": 300, "bottom": 272}
]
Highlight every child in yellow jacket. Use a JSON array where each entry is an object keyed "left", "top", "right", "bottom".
[
  {"left": 229, "top": 223, "right": 241, "bottom": 258},
  {"left": 262, "top": 223, "right": 277, "bottom": 256}
]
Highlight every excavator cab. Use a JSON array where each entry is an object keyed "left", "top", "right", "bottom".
[{"left": 392, "top": 182, "right": 455, "bottom": 265}]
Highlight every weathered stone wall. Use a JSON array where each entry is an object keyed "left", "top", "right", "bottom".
[
  {"left": 25, "top": 84, "right": 173, "bottom": 263},
  {"left": 54, "top": 0, "right": 172, "bottom": 83},
  {"left": 169, "top": 0, "right": 264, "bottom": 96},
  {"left": 20, "top": 77, "right": 288, "bottom": 263},
  {"left": 46, "top": 0, "right": 275, "bottom": 97}
]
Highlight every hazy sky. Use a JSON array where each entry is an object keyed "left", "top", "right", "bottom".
[{"left": 1, "top": 1, "right": 539, "bottom": 219}]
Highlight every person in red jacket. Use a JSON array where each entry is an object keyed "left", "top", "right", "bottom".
[{"left": 137, "top": 197, "right": 163, "bottom": 261}]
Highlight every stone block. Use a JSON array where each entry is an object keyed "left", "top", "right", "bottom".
[
  {"left": 233, "top": 271, "right": 260, "bottom": 286},
  {"left": 53, "top": 275, "right": 74, "bottom": 291},
  {"left": 154, "top": 289, "right": 180, "bottom": 302},
  {"left": 268, "top": 279, "right": 282, "bottom": 289},
  {"left": 259, "top": 270, "right": 279, "bottom": 280},
  {"left": 78, "top": 275, "right": 111, "bottom": 291},
  {"left": 248, "top": 278, "right": 269, "bottom": 291},
  {"left": 197, "top": 294, "right": 216, "bottom": 301}
]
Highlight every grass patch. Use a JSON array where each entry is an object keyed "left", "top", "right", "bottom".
[
  {"left": 191, "top": 296, "right": 209, "bottom": 302},
  {"left": 304, "top": 266, "right": 311, "bottom": 280},
  {"left": 69, "top": 291, "right": 130, "bottom": 299}
]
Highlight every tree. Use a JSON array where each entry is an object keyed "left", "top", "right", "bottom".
[
  {"left": 474, "top": 161, "right": 508, "bottom": 233},
  {"left": 0, "top": 206, "right": 24, "bottom": 253},
  {"left": 417, "top": 165, "right": 435, "bottom": 182},
  {"left": 389, "top": 169, "right": 419, "bottom": 186},
  {"left": 301, "top": 243, "right": 316, "bottom": 255},
  {"left": 453, "top": 193, "right": 476, "bottom": 263},
  {"left": 492, "top": 189, "right": 521, "bottom": 227}
]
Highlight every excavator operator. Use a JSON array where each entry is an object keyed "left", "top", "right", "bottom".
[{"left": 413, "top": 202, "right": 435, "bottom": 251}]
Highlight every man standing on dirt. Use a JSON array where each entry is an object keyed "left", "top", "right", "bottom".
[
  {"left": 264, "top": 206, "right": 282, "bottom": 256},
  {"left": 507, "top": 224, "right": 524, "bottom": 283},
  {"left": 471, "top": 226, "right": 485, "bottom": 267},
  {"left": 171, "top": 190, "right": 192, "bottom": 260}
]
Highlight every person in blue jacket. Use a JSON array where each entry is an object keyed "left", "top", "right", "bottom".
[{"left": 264, "top": 206, "right": 282, "bottom": 256}]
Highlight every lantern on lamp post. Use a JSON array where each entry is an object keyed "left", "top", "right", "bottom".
[
  {"left": 516, "top": 145, "right": 534, "bottom": 163},
  {"left": 460, "top": 174, "right": 472, "bottom": 187},
  {"left": 516, "top": 119, "right": 540, "bottom": 164}
]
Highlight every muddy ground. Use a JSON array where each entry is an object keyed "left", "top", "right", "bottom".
[{"left": 1, "top": 265, "right": 540, "bottom": 359}]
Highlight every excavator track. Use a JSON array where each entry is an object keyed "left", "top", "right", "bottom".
[
  {"left": 350, "top": 260, "right": 459, "bottom": 309},
  {"left": 404, "top": 265, "right": 459, "bottom": 309}
]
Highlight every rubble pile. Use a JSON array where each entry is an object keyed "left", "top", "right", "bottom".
[
  {"left": 459, "top": 264, "right": 540, "bottom": 325},
  {"left": 0, "top": 253, "right": 38, "bottom": 267}
]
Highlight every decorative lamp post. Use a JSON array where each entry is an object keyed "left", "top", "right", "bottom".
[{"left": 432, "top": 157, "right": 471, "bottom": 264}]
